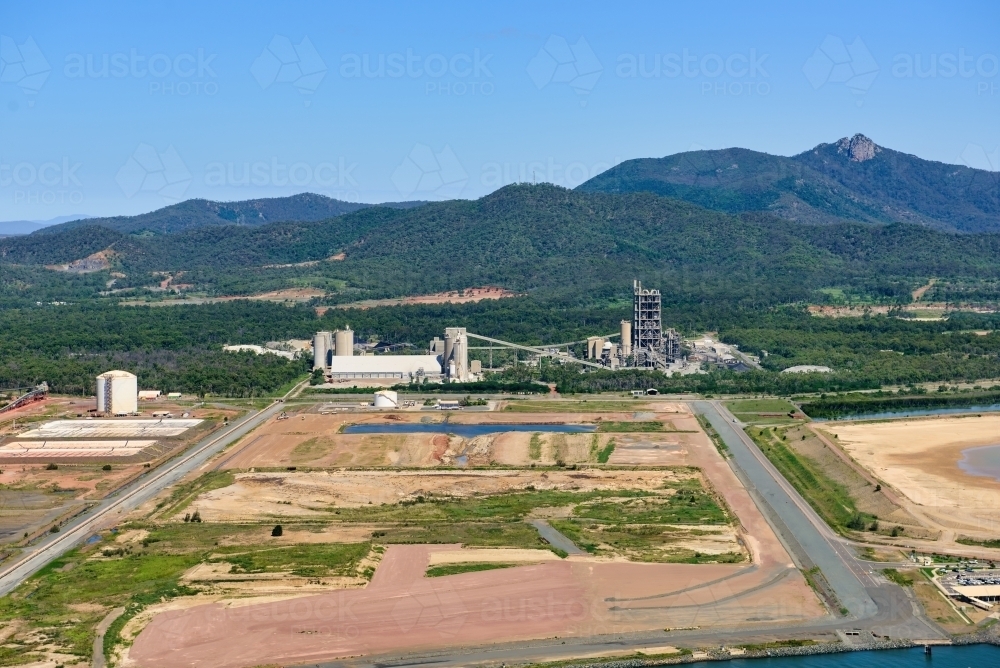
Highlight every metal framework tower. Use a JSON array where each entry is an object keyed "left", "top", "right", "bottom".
[{"left": 632, "top": 280, "right": 664, "bottom": 368}]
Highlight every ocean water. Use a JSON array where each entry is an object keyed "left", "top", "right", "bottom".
[
  {"left": 958, "top": 444, "right": 1000, "bottom": 483},
  {"left": 342, "top": 423, "right": 595, "bottom": 437},
  {"left": 691, "top": 645, "right": 999, "bottom": 667}
]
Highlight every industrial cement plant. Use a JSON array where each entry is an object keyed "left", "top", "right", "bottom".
[{"left": 312, "top": 281, "right": 692, "bottom": 384}]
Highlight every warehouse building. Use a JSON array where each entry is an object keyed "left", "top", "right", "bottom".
[
  {"left": 96, "top": 370, "right": 138, "bottom": 416},
  {"left": 313, "top": 326, "right": 472, "bottom": 382}
]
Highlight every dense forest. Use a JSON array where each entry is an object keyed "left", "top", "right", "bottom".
[
  {"left": 4, "top": 185, "right": 1000, "bottom": 310},
  {"left": 2, "top": 298, "right": 1000, "bottom": 397},
  {"left": 3, "top": 182, "right": 1000, "bottom": 398}
]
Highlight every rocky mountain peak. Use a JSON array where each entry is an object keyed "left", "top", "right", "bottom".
[{"left": 837, "top": 134, "right": 881, "bottom": 162}]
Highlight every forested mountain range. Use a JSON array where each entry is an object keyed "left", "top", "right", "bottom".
[
  {"left": 578, "top": 134, "right": 1000, "bottom": 233},
  {"left": 33, "top": 193, "right": 426, "bottom": 236},
  {"left": 4, "top": 184, "right": 1000, "bottom": 307}
]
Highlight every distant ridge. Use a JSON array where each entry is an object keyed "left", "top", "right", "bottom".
[
  {"left": 0, "top": 214, "right": 91, "bottom": 236},
  {"left": 578, "top": 134, "right": 1000, "bottom": 233},
  {"left": 36, "top": 193, "right": 427, "bottom": 236}
]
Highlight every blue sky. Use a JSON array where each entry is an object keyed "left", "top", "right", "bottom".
[{"left": 1, "top": 0, "right": 997, "bottom": 220}]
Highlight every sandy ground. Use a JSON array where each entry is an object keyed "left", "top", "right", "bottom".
[
  {"left": 183, "top": 469, "right": 693, "bottom": 521},
  {"left": 820, "top": 415, "right": 1000, "bottom": 535},
  {"left": 331, "top": 286, "right": 518, "bottom": 310},
  {"left": 218, "top": 408, "right": 700, "bottom": 469},
  {"left": 427, "top": 548, "right": 562, "bottom": 565},
  {"left": 130, "top": 541, "right": 821, "bottom": 668}
]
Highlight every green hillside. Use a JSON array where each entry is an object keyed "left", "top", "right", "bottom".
[
  {"left": 4, "top": 184, "right": 1000, "bottom": 307},
  {"left": 33, "top": 193, "right": 426, "bottom": 236},
  {"left": 578, "top": 134, "right": 1000, "bottom": 233}
]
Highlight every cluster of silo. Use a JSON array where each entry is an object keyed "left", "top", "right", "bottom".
[
  {"left": 442, "top": 327, "right": 469, "bottom": 381},
  {"left": 313, "top": 327, "right": 354, "bottom": 371}
]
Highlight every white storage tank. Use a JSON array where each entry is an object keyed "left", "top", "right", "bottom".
[
  {"left": 620, "top": 320, "right": 632, "bottom": 357},
  {"left": 373, "top": 390, "right": 399, "bottom": 408},
  {"left": 335, "top": 328, "right": 354, "bottom": 357},
  {"left": 96, "top": 370, "right": 138, "bottom": 415},
  {"left": 313, "top": 331, "right": 332, "bottom": 370}
]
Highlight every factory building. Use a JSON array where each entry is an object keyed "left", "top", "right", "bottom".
[
  {"left": 312, "top": 326, "right": 473, "bottom": 383},
  {"left": 96, "top": 370, "right": 138, "bottom": 416}
]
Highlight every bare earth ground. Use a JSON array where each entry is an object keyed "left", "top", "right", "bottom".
[
  {"left": 330, "top": 286, "right": 518, "bottom": 310},
  {"left": 218, "top": 405, "right": 699, "bottom": 469},
  {"left": 819, "top": 415, "right": 1000, "bottom": 537},
  {"left": 184, "top": 469, "right": 704, "bottom": 521},
  {"left": 126, "top": 404, "right": 823, "bottom": 667}
]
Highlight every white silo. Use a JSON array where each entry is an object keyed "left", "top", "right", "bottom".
[
  {"left": 620, "top": 320, "right": 632, "bottom": 358},
  {"left": 443, "top": 327, "right": 468, "bottom": 380},
  {"left": 335, "top": 328, "right": 354, "bottom": 357},
  {"left": 96, "top": 370, "right": 138, "bottom": 415},
  {"left": 313, "top": 332, "right": 332, "bottom": 370}
]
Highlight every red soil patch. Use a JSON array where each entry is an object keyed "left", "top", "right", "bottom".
[{"left": 131, "top": 541, "right": 821, "bottom": 668}]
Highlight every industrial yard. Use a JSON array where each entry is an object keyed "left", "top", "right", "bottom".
[{"left": 118, "top": 397, "right": 822, "bottom": 668}]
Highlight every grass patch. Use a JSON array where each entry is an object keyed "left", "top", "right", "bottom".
[
  {"left": 596, "top": 438, "right": 616, "bottom": 463},
  {"left": 596, "top": 421, "right": 663, "bottom": 432},
  {"left": 738, "top": 639, "right": 816, "bottom": 651},
  {"left": 957, "top": 537, "right": 1000, "bottom": 548},
  {"left": 528, "top": 433, "right": 542, "bottom": 460},
  {"left": 504, "top": 401, "right": 645, "bottom": 413},
  {"left": 425, "top": 562, "right": 518, "bottom": 577},
  {"left": 748, "top": 427, "right": 872, "bottom": 533},
  {"left": 882, "top": 568, "right": 914, "bottom": 586},
  {"left": 210, "top": 543, "right": 370, "bottom": 577},
  {"left": 724, "top": 398, "right": 797, "bottom": 414},
  {"left": 696, "top": 414, "right": 729, "bottom": 458},
  {"left": 155, "top": 470, "right": 234, "bottom": 518}
]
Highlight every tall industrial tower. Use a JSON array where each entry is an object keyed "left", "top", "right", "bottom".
[
  {"left": 632, "top": 280, "right": 681, "bottom": 368},
  {"left": 632, "top": 280, "right": 663, "bottom": 367}
]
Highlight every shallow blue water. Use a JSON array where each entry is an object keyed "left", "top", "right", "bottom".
[
  {"left": 813, "top": 404, "right": 1000, "bottom": 421},
  {"left": 342, "top": 423, "right": 595, "bottom": 436},
  {"left": 692, "top": 645, "right": 999, "bottom": 667},
  {"left": 958, "top": 444, "right": 1000, "bottom": 483}
]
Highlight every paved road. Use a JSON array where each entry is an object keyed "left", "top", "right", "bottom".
[
  {"left": 695, "top": 400, "right": 878, "bottom": 618},
  {"left": 528, "top": 519, "right": 585, "bottom": 555},
  {"left": 0, "top": 396, "right": 288, "bottom": 596}
]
